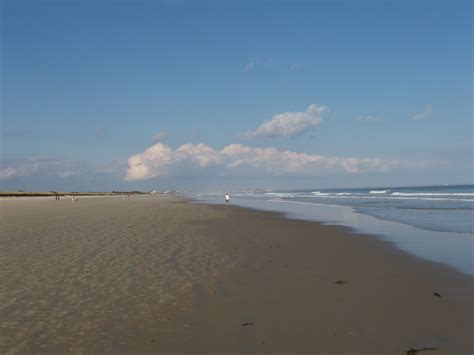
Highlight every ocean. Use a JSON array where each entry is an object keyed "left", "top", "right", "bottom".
[{"left": 187, "top": 184, "right": 474, "bottom": 275}]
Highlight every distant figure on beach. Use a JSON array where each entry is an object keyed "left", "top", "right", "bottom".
[{"left": 225, "top": 192, "right": 230, "bottom": 205}]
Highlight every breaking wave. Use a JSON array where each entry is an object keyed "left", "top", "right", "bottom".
[{"left": 391, "top": 192, "right": 474, "bottom": 197}]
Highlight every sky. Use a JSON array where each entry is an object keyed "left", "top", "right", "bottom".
[{"left": 1, "top": 0, "right": 472, "bottom": 191}]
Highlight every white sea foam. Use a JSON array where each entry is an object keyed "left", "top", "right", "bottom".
[
  {"left": 391, "top": 192, "right": 474, "bottom": 197},
  {"left": 312, "top": 191, "right": 330, "bottom": 196},
  {"left": 267, "top": 198, "right": 345, "bottom": 209},
  {"left": 369, "top": 190, "right": 389, "bottom": 194},
  {"left": 265, "top": 192, "right": 295, "bottom": 198},
  {"left": 386, "top": 196, "right": 474, "bottom": 202},
  {"left": 307, "top": 194, "right": 474, "bottom": 202}
]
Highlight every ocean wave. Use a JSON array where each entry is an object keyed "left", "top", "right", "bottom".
[
  {"left": 232, "top": 193, "right": 265, "bottom": 197},
  {"left": 265, "top": 192, "right": 295, "bottom": 198},
  {"left": 311, "top": 191, "right": 331, "bottom": 196},
  {"left": 369, "top": 190, "right": 389, "bottom": 194},
  {"left": 307, "top": 194, "right": 474, "bottom": 202},
  {"left": 391, "top": 192, "right": 474, "bottom": 197},
  {"left": 268, "top": 198, "right": 345, "bottom": 209}
]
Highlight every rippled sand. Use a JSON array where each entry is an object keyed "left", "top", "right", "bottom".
[
  {"left": 1, "top": 195, "right": 472, "bottom": 354},
  {"left": 0, "top": 195, "right": 228, "bottom": 353}
]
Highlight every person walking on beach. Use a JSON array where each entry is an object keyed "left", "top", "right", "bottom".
[{"left": 225, "top": 192, "right": 230, "bottom": 205}]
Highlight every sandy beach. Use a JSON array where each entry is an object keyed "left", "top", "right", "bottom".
[{"left": 0, "top": 195, "right": 472, "bottom": 354}]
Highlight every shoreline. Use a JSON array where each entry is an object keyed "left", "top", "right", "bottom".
[
  {"left": 192, "top": 200, "right": 468, "bottom": 277},
  {"left": 1, "top": 195, "right": 472, "bottom": 353},
  {"left": 161, "top": 201, "right": 473, "bottom": 353},
  {"left": 189, "top": 195, "right": 473, "bottom": 276}
]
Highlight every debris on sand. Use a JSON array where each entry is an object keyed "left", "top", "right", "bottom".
[
  {"left": 335, "top": 280, "right": 348, "bottom": 285},
  {"left": 242, "top": 322, "right": 254, "bottom": 326},
  {"left": 433, "top": 292, "right": 441, "bottom": 298}
]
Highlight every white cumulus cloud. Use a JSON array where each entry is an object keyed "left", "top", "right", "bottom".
[
  {"left": 124, "top": 142, "right": 400, "bottom": 181},
  {"left": 125, "top": 143, "right": 222, "bottom": 181},
  {"left": 221, "top": 144, "right": 398, "bottom": 175},
  {"left": 238, "top": 104, "right": 328, "bottom": 139},
  {"left": 411, "top": 106, "right": 432, "bottom": 121}
]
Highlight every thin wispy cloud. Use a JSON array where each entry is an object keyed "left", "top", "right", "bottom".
[
  {"left": 243, "top": 61, "right": 255, "bottom": 72},
  {"left": 0, "top": 156, "right": 124, "bottom": 181},
  {"left": 237, "top": 104, "right": 328, "bottom": 139},
  {"left": 411, "top": 106, "right": 432, "bottom": 121},
  {"left": 124, "top": 142, "right": 400, "bottom": 181},
  {"left": 2, "top": 157, "right": 83, "bottom": 180},
  {"left": 0, "top": 129, "right": 29, "bottom": 140},
  {"left": 95, "top": 127, "right": 107, "bottom": 139},
  {"left": 263, "top": 58, "right": 274, "bottom": 67},
  {"left": 290, "top": 61, "right": 304, "bottom": 71},
  {"left": 0, "top": 156, "right": 128, "bottom": 191},
  {"left": 152, "top": 131, "right": 168, "bottom": 143},
  {"left": 57, "top": 171, "right": 79, "bottom": 178},
  {"left": 0, "top": 167, "right": 18, "bottom": 180},
  {"left": 355, "top": 116, "right": 379, "bottom": 123}
]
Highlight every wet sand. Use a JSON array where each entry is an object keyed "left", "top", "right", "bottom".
[{"left": 0, "top": 195, "right": 472, "bottom": 354}]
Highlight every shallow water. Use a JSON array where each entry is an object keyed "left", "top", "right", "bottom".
[{"left": 230, "top": 185, "right": 474, "bottom": 234}]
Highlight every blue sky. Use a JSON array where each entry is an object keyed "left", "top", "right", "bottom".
[{"left": 1, "top": 0, "right": 472, "bottom": 191}]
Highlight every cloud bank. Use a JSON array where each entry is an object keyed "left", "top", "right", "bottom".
[
  {"left": 124, "top": 142, "right": 400, "bottom": 181},
  {"left": 238, "top": 104, "right": 328, "bottom": 139},
  {"left": 0, "top": 156, "right": 125, "bottom": 181}
]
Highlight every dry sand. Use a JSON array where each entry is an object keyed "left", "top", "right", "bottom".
[{"left": 0, "top": 195, "right": 472, "bottom": 354}]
